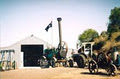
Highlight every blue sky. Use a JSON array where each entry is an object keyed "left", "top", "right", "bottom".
[{"left": 0, "top": 0, "right": 120, "bottom": 48}]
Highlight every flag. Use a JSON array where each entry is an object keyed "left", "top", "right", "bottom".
[{"left": 45, "top": 21, "right": 52, "bottom": 32}]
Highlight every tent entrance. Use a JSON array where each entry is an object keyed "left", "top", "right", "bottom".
[{"left": 21, "top": 45, "right": 43, "bottom": 67}]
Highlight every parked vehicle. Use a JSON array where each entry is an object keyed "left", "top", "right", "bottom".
[
  {"left": 88, "top": 53, "right": 117, "bottom": 76},
  {"left": 71, "top": 42, "right": 95, "bottom": 68},
  {"left": 39, "top": 41, "right": 68, "bottom": 68}
]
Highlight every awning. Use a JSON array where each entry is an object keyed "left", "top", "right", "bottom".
[{"left": 0, "top": 49, "right": 15, "bottom": 53}]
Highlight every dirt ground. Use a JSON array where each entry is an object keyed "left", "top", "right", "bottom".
[{"left": 0, "top": 67, "right": 120, "bottom": 79}]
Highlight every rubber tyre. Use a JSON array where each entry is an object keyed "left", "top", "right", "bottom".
[
  {"left": 77, "top": 56, "right": 84, "bottom": 68},
  {"left": 68, "top": 59, "right": 74, "bottom": 67},
  {"left": 40, "top": 58, "right": 49, "bottom": 68}
]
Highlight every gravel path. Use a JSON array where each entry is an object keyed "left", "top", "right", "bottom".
[{"left": 0, "top": 67, "right": 120, "bottom": 79}]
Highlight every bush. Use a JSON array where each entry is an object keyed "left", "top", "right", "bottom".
[{"left": 0, "top": 64, "right": 2, "bottom": 71}]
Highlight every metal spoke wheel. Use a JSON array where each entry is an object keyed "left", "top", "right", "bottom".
[
  {"left": 40, "top": 56, "right": 49, "bottom": 68},
  {"left": 107, "top": 63, "right": 117, "bottom": 76},
  {"left": 88, "top": 60, "right": 98, "bottom": 74},
  {"left": 57, "top": 41, "right": 68, "bottom": 58},
  {"left": 63, "top": 59, "right": 69, "bottom": 67}
]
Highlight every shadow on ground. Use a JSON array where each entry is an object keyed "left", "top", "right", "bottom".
[{"left": 81, "top": 72, "right": 111, "bottom": 77}]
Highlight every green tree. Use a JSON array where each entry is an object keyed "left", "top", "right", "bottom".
[
  {"left": 107, "top": 7, "right": 120, "bottom": 35},
  {"left": 100, "top": 31, "right": 108, "bottom": 38},
  {"left": 78, "top": 29, "right": 99, "bottom": 43}
]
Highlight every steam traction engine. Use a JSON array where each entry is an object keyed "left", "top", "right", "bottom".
[
  {"left": 39, "top": 17, "right": 68, "bottom": 68},
  {"left": 88, "top": 52, "right": 117, "bottom": 76}
]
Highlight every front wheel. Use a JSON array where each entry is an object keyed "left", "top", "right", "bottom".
[
  {"left": 88, "top": 60, "right": 98, "bottom": 74},
  {"left": 68, "top": 59, "right": 74, "bottom": 67},
  {"left": 40, "top": 56, "right": 49, "bottom": 68},
  {"left": 50, "top": 57, "right": 57, "bottom": 68}
]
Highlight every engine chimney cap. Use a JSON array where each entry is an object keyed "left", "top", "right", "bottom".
[{"left": 57, "top": 17, "right": 62, "bottom": 21}]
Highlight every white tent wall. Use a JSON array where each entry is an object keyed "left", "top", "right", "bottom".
[{"left": 0, "top": 35, "right": 52, "bottom": 69}]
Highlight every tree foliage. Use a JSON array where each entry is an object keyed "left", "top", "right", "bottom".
[
  {"left": 78, "top": 29, "right": 99, "bottom": 43},
  {"left": 102, "top": 32, "right": 120, "bottom": 52},
  {"left": 93, "top": 7, "right": 120, "bottom": 53},
  {"left": 93, "top": 31, "right": 108, "bottom": 51},
  {"left": 107, "top": 7, "right": 120, "bottom": 35},
  {"left": 100, "top": 31, "right": 108, "bottom": 38},
  {"left": 93, "top": 32, "right": 120, "bottom": 53}
]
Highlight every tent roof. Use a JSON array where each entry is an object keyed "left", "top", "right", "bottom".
[{"left": 0, "top": 35, "right": 53, "bottom": 49}]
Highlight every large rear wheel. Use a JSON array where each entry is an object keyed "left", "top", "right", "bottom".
[
  {"left": 77, "top": 56, "right": 85, "bottom": 68},
  {"left": 97, "top": 53, "right": 107, "bottom": 67},
  {"left": 107, "top": 63, "right": 117, "bottom": 76}
]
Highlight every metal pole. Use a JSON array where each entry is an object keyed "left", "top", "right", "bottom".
[{"left": 57, "top": 17, "right": 62, "bottom": 48}]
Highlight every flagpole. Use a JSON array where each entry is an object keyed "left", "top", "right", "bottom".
[{"left": 51, "top": 21, "right": 53, "bottom": 47}]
